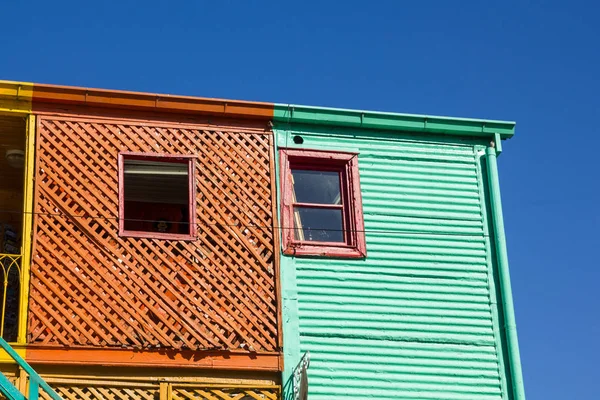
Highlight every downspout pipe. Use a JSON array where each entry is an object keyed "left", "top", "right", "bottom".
[{"left": 486, "top": 144, "right": 526, "bottom": 400}]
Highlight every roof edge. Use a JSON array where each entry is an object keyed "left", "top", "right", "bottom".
[
  {"left": 0, "top": 80, "right": 274, "bottom": 119},
  {"left": 1, "top": 80, "right": 516, "bottom": 137},
  {"left": 273, "top": 104, "right": 515, "bottom": 139},
  {"left": 0, "top": 80, "right": 34, "bottom": 113}
]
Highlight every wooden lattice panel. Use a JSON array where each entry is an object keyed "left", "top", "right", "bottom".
[
  {"left": 172, "top": 387, "right": 279, "bottom": 400},
  {"left": 40, "top": 386, "right": 279, "bottom": 400},
  {"left": 38, "top": 382, "right": 279, "bottom": 400},
  {"left": 40, "top": 385, "right": 159, "bottom": 400},
  {"left": 29, "top": 116, "right": 277, "bottom": 351}
]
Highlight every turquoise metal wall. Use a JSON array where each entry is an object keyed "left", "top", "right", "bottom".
[{"left": 276, "top": 124, "right": 511, "bottom": 400}]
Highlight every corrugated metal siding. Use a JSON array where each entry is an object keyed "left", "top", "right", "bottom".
[{"left": 277, "top": 129, "right": 506, "bottom": 399}]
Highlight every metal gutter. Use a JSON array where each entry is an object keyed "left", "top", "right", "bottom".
[
  {"left": 2, "top": 80, "right": 515, "bottom": 138},
  {"left": 0, "top": 80, "right": 274, "bottom": 119},
  {"left": 485, "top": 144, "right": 526, "bottom": 400},
  {"left": 274, "top": 104, "right": 515, "bottom": 139}
]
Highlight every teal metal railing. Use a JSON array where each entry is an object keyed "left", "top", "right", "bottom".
[{"left": 0, "top": 338, "right": 62, "bottom": 400}]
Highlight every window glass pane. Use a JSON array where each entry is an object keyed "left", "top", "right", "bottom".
[
  {"left": 293, "top": 207, "right": 344, "bottom": 243},
  {"left": 123, "top": 158, "right": 191, "bottom": 235},
  {"left": 291, "top": 170, "right": 341, "bottom": 204}
]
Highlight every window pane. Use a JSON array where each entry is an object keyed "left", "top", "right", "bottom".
[
  {"left": 293, "top": 207, "right": 344, "bottom": 243},
  {"left": 123, "top": 158, "right": 191, "bottom": 234},
  {"left": 291, "top": 170, "right": 341, "bottom": 204}
]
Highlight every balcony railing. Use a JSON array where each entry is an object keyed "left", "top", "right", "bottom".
[
  {"left": 0, "top": 253, "right": 22, "bottom": 343},
  {"left": 0, "top": 337, "right": 62, "bottom": 399},
  {"left": 293, "top": 351, "right": 310, "bottom": 400}
]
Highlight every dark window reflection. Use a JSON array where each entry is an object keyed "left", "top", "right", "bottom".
[
  {"left": 293, "top": 207, "right": 343, "bottom": 242},
  {"left": 123, "top": 159, "right": 190, "bottom": 234},
  {"left": 291, "top": 170, "right": 341, "bottom": 204}
]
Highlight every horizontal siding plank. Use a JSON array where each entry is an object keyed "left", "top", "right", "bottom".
[
  {"left": 296, "top": 271, "right": 490, "bottom": 288},
  {"left": 298, "top": 265, "right": 489, "bottom": 282},
  {"left": 297, "top": 286, "right": 490, "bottom": 304},
  {"left": 353, "top": 252, "right": 487, "bottom": 265},
  {"left": 307, "top": 387, "right": 501, "bottom": 400},
  {"left": 300, "top": 327, "right": 496, "bottom": 346},
  {"left": 301, "top": 337, "right": 499, "bottom": 358},
  {"left": 364, "top": 221, "right": 484, "bottom": 237},
  {"left": 299, "top": 308, "right": 492, "bottom": 324},
  {"left": 299, "top": 302, "right": 492, "bottom": 319},
  {"left": 362, "top": 175, "right": 480, "bottom": 192},
  {"left": 308, "top": 371, "right": 500, "bottom": 390},
  {"left": 298, "top": 295, "right": 492, "bottom": 312},
  {"left": 363, "top": 191, "right": 482, "bottom": 207},
  {"left": 366, "top": 235, "right": 487, "bottom": 248}
]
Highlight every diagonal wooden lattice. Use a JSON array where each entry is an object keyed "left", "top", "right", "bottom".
[
  {"left": 37, "top": 382, "right": 279, "bottom": 400},
  {"left": 29, "top": 116, "right": 277, "bottom": 351},
  {"left": 172, "top": 387, "right": 279, "bottom": 400},
  {"left": 40, "top": 385, "right": 159, "bottom": 400}
]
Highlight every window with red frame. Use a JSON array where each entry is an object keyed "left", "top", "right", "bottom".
[
  {"left": 118, "top": 153, "right": 196, "bottom": 240},
  {"left": 279, "top": 149, "right": 366, "bottom": 258}
]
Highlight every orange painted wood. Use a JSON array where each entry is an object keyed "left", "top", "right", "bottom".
[
  {"left": 31, "top": 83, "right": 274, "bottom": 119},
  {"left": 28, "top": 115, "right": 278, "bottom": 359},
  {"left": 27, "top": 347, "right": 281, "bottom": 371}
]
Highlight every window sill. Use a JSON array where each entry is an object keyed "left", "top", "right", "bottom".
[{"left": 283, "top": 244, "right": 366, "bottom": 259}]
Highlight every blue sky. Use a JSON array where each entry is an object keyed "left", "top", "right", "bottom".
[{"left": 1, "top": 1, "right": 598, "bottom": 398}]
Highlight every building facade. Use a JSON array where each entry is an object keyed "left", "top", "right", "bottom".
[
  {"left": 274, "top": 106, "right": 525, "bottom": 400},
  {"left": 0, "top": 81, "right": 282, "bottom": 399},
  {"left": 0, "top": 81, "right": 524, "bottom": 400}
]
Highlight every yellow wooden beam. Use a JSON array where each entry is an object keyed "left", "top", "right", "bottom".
[
  {"left": 159, "top": 381, "right": 171, "bottom": 400},
  {"left": 0, "top": 81, "right": 33, "bottom": 115},
  {"left": 17, "top": 115, "right": 36, "bottom": 346},
  {"left": 17, "top": 367, "right": 27, "bottom": 395},
  {"left": 0, "top": 344, "right": 26, "bottom": 364}
]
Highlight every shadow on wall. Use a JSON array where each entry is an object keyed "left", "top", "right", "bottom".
[{"left": 283, "top": 375, "right": 294, "bottom": 400}]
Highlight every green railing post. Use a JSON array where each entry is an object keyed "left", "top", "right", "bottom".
[{"left": 28, "top": 378, "right": 39, "bottom": 400}]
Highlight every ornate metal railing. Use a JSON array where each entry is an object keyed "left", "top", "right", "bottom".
[
  {"left": 0, "top": 253, "right": 22, "bottom": 342},
  {"left": 293, "top": 351, "right": 310, "bottom": 400}
]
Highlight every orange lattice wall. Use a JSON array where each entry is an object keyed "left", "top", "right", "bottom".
[{"left": 28, "top": 114, "right": 278, "bottom": 359}]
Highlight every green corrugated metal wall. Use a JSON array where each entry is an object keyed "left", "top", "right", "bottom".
[{"left": 276, "top": 125, "right": 509, "bottom": 400}]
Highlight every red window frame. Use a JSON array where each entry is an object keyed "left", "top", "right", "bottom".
[
  {"left": 279, "top": 148, "right": 366, "bottom": 258},
  {"left": 118, "top": 152, "right": 197, "bottom": 240}
]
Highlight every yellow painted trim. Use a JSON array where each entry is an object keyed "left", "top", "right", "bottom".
[
  {"left": 0, "top": 344, "right": 26, "bottom": 364},
  {"left": 17, "top": 115, "right": 35, "bottom": 346},
  {"left": 0, "top": 81, "right": 33, "bottom": 115},
  {"left": 33, "top": 365, "right": 278, "bottom": 384}
]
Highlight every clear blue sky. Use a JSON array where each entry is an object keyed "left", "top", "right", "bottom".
[{"left": 1, "top": 1, "right": 598, "bottom": 398}]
